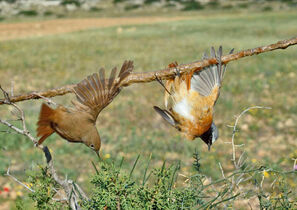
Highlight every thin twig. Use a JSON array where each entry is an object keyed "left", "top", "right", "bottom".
[
  {"left": 260, "top": 172, "right": 265, "bottom": 188},
  {"left": 33, "top": 93, "right": 57, "bottom": 106},
  {"left": 5, "top": 167, "right": 35, "bottom": 192},
  {"left": 0, "top": 37, "right": 296, "bottom": 105},
  {"left": 218, "top": 162, "right": 225, "bottom": 179},
  {"left": 229, "top": 106, "right": 271, "bottom": 168}
]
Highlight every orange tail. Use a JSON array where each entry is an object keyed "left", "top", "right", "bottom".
[{"left": 36, "top": 103, "right": 55, "bottom": 145}]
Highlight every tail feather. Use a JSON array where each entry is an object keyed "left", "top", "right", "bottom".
[{"left": 36, "top": 103, "right": 55, "bottom": 145}]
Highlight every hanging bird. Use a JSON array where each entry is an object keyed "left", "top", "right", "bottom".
[
  {"left": 154, "top": 47, "right": 231, "bottom": 150},
  {"left": 36, "top": 60, "right": 134, "bottom": 156}
]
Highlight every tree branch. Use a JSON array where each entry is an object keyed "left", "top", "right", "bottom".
[{"left": 0, "top": 36, "right": 296, "bottom": 105}]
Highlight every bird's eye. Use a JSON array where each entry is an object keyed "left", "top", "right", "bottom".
[{"left": 90, "top": 144, "right": 95, "bottom": 149}]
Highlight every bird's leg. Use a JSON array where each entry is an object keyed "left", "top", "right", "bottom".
[
  {"left": 155, "top": 74, "right": 171, "bottom": 95},
  {"left": 168, "top": 61, "right": 180, "bottom": 77},
  {"left": 174, "top": 66, "right": 181, "bottom": 77}
]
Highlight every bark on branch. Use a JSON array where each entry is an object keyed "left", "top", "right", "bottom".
[{"left": 0, "top": 36, "right": 296, "bottom": 105}]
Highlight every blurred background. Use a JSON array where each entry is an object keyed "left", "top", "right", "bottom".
[{"left": 0, "top": 0, "right": 296, "bottom": 209}]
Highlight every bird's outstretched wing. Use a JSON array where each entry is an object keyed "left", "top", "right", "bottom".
[
  {"left": 73, "top": 60, "right": 134, "bottom": 121},
  {"left": 191, "top": 46, "right": 233, "bottom": 104}
]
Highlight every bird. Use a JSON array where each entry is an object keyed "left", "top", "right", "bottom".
[
  {"left": 36, "top": 60, "right": 134, "bottom": 157},
  {"left": 154, "top": 46, "right": 230, "bottom": 150}
]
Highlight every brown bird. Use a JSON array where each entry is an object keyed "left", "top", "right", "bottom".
[
  {"left": 154, "top": 47, "right": 230, "bottom": 150},
  {"left": 36, "top": 60, "right": 134, "bottom": 156}
]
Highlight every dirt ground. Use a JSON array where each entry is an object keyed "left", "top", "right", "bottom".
[{"left": 0, "top": 17, "right": 188, "bottom": 41}]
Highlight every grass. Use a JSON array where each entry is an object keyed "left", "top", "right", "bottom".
[{"left": 0, "top": 10, "right": 296, "bottom": 209}]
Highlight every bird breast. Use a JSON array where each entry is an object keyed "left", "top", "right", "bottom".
[
  {"left": 53, "top": 108, "right": 95, "bottom": 143},
  {"left": 172, "top": 89, "right": 214, "bottom": 139}
]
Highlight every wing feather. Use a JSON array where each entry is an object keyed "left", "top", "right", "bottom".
[
  {"left": 108, "top": 67, "right": 117, "bottom": 91},
  {"left": 191, "top": 46, "right": 227, "bottom": 98},
  {"left": 73, "top": 60, "right": 134, "bottom": 120},
  {"left": 154, "top": 106, "right": 176, "bottom": 127}
]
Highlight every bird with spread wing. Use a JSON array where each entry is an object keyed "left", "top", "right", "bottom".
[
  {"left": 36, "top": 60, "right": 134, "bottom": 157},
  {"left": 154, "top": 47, "right": 231, "bottom": 150}
]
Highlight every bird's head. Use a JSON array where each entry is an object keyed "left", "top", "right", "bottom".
[
  {"left": 83, "top": 130, "right": 101, "bottom": 158},
  {"left": 200, "top": 122, "right": 218, "bottom": 151}
]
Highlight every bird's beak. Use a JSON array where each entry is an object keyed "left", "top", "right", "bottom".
[
  {"left": 208, "top": 143, "right": 211, "bottom": 151},
  {"left": 95, "top": 150, "right": 101, "bottom": 161}
]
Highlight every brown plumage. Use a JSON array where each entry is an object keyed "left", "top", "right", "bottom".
[
  {"left": 36, "top": 60, "right": 134, "bottom": 156},
  {"left": 154, "top": 47, "right": 230, "bottom": 150}
]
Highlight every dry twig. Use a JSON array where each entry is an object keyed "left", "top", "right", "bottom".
[
  {"left": 5, "top": 167, "right": 35, "bottom": 192},
  {"left": 0, "top": 87, "right": 87, "bottom": 210},
  {"left": 228, "top": 106, "right": 271, "bottom": 169},
  {"left": 0, "top": 37, "right": 296, "bottom": 105}
]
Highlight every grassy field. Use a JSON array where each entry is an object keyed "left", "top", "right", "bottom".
[{"left": 0, "top": 10, "right": 296, "bottom": 209}]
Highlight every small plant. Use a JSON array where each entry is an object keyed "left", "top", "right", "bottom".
[
  {"left": 83, "top": 158, "right": 205, "bottom": 209},
  {"left": 182, "top": 0, "right": 204, "bottom": 11},
  {"left": 207, "top": 0, "right": 220, "bottom": 8},
  {"left": 113, "top": 0, "right": 128, "bottom": 4},
  {"left": 60, "top": 0, "right": 80, "bottom": 7},
  {"left": 27, "top": 166, "right": 65, "bottom": 209},
  {"left": 144, "top": 0, "right": 160, "bottom": 5},
  {"left": 124, "top": 4, "right": 141, "bottom": 11},
  {"left": 262, "top": 6, "right": 273, "bottom": 11},
  {"left": 18, "top": 10, "right": 38, "bottom": 16},
  {"left": 238, "top": 3, "right": 249, "bottom": 9},
  {"left": 90, "top": 7, "right": 103, "bottom": 12},
  {"left": 192, "top": 149, "right": 201, "bottom": 172},
  {"left": 163, "top": 3, "right": 176, "bottom": 8},
  {"left": 43, "top": 11, "right": 53, "bottom": 16},
  {"left": 1, "top": 0, "right": 17, "bottom": 3}
]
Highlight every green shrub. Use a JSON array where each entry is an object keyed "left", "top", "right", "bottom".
[
  {"left": 24, "top": 152, "right": 296, "bottom": 209},
  {"left": 124, "top": 4, "right": 141, "bottom": 11},
  {"left": 18, "top": 10, "right": 38, "bottom": 16},
  {"left": 163, "top": 3, "right": 176, "bottom": 8},
  {"left": 144, "top": 0, "right": 160, "bottom": 5},
  {"left": 43, "top": 11, "right": 53, "bottom": 16},
  {"left": 262, "top": 6, "right": 273, "bottom": 11},
  {"left": 90, "top": 7, "right": 103, "bottom": 12},
  {"left": 238, "top": 3, "right": 249, "bottom": 9},
  {"left": 26, "top": 166, "right": 65, "bottom": 209},
  {"left": 1, "top": 0, "right": 17, "bottom": 3},
  {"left": 113, "top": 0, "right": 128, "bottom": 4},
  {"left": 60, "top": 0, "right": 80, "bottom": 7},
  {"left": 182, "top": 0, "right": 204, "bottom": 11},
  {"left": 83, "top": 158, "right": 205, "bottom": 209},
  {"left": 207, "top": 0, "right": 220, "bottom": 8}
]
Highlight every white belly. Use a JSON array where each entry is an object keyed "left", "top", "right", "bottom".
[{"left": 173, "top": 98, "right": 194, "bottom": 121}]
